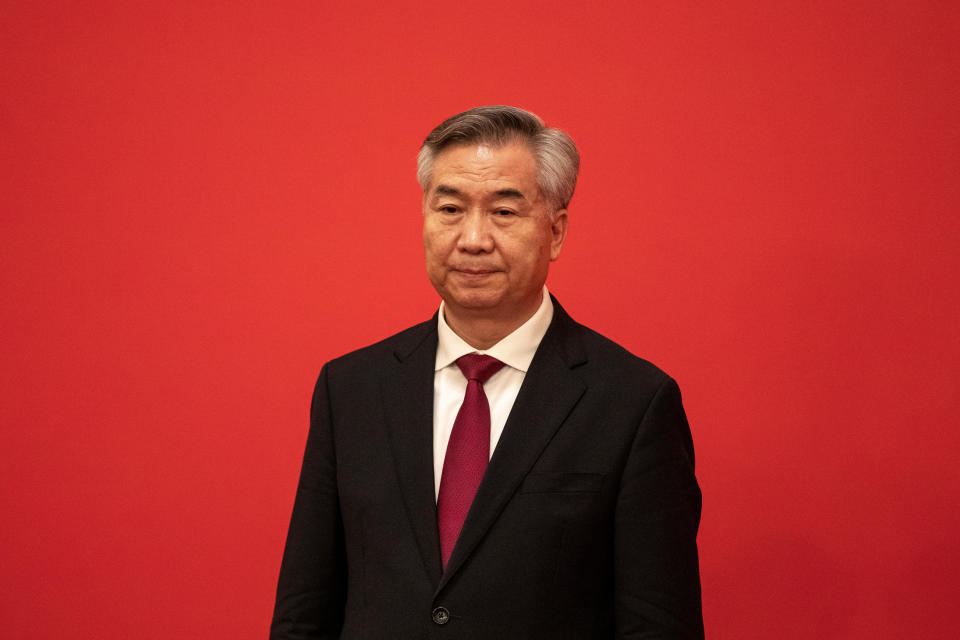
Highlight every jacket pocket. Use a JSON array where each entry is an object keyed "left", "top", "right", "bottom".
[{"left": 518, "top": 472, "right": 605, "bottom": 494}]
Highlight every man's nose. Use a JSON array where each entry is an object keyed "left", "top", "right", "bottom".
[{"left": 456, "top": 211, "right": 494, "bottom": 253}]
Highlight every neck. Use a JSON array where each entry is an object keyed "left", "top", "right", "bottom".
[{"left": 443, "top": 293, "right": 543, "bottom": 350}]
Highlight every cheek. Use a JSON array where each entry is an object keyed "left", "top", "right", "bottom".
[
  {"left": 516, "top": 230, "right": 553, "bottom": 264},
  {"left": 423, "top": 229, "right": 453, "bottom": 262}
]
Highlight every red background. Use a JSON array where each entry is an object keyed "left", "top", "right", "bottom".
[{"left": 2, "top": 1, "right": 958, "bottom": 638}]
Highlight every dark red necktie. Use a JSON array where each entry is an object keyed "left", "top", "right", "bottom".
[{"left": 437, "top": 354, "right": 505, "bottom": 569}]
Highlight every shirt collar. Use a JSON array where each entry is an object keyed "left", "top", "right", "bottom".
[{"left": 435, "top": 286, "right": 554, "bottom": 373}]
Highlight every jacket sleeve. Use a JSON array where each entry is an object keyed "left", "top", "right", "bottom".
[
  {"left": 271, "top": 365, "right": 346, "bottom": 639},
  {"left": 614, "top": 376, "right": 704, "bottom": 639}
]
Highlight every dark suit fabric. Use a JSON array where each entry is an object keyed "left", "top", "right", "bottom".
[{"left": 271, "top": 300, "right": 703, "bottom": 639}]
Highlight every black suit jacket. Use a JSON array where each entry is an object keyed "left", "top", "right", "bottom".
[{"left": 271, "top": 300, "right": 703, "bottom": 639}]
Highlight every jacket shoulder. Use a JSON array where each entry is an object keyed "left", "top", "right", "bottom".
[
  {"left": 322, "top": 316, "right": 436, "bottom": 374},
  {"left": 564, "top": 317, "right": 674, "bottom": 390}
]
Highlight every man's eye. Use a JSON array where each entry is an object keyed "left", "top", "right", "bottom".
[
  {"left": 440, "top": 206, "right": 458, "bottom": 214},
  {"left": 495, "top": 209, "right": 515, "bottom": 216}
]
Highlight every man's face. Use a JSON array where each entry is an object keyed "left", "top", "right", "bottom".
[{"left": 422, "top": 142, "right": 568, "bottom": 327}]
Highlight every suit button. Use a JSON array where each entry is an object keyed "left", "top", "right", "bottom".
[{"left": 432, "top": 606, "right": 450, "bottom": 625}]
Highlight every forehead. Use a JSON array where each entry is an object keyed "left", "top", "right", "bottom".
[{"left": 430, "top": 142, "right": 539, "bottom": 194}]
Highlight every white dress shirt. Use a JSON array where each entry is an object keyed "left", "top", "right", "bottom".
[{"left": 432, "top": 286, "right": 554, "bottom": 499}]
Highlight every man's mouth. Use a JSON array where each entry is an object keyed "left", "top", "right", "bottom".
[{"left": 453, "top": 267, "right": 499, "bottom": 275}]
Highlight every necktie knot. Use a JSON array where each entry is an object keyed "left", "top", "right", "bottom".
[{"left": 456, "top": 354, "right": 505, "bottom": 384}]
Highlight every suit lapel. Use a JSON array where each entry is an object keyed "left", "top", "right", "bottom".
[
  {"left": 437, "top": 301, "right": 588, "bottom": 592},
  {"left": 380, "top": 318, "right": 444, "bottom": 585}
]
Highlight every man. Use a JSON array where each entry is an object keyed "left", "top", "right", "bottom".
[{"left": 271, "top": 106, "right": 703, "bottom": 639}]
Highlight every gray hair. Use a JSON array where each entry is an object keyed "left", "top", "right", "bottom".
[{"left": 417, "top": 105, "right": 580, "bottom": 211}]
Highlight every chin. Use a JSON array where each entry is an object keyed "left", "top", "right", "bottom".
[{"left": 446, "top": 289, "right": 503, "bottom": 311}]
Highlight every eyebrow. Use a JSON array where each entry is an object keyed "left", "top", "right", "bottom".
[
  {"left": 492, "top": 188, "right": 526, "bottom": 200},
  {"left": 433, "top": 184, "right": 461, "bottom": 197},
  {"left": 432, "top": 184, "right": 527, "bottom": 200}
]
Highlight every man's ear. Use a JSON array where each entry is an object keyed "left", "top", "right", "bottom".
[{"left": 549, "top": 209, "right": 568, "bottom": 261}]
